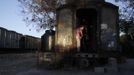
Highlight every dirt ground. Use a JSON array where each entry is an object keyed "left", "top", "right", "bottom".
[{"left": 0, "top": 53, "right": 134, "bottom": 75}]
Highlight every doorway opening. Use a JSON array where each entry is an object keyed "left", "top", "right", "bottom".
[{"left": 76, "top": 8, "right": 98, "bottom": 52}]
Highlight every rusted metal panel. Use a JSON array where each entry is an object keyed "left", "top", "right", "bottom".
[
  {"left": 5, "top": 31, "right": 9, "bottom": 48},
  {"left": 0, "top": 28, "right": 1, "bottom": 48},
  {"left": 101, "top": 7, "right": 118, "bottom": 50},
  {"left": 56, "top": 8, "right": 73, "bottom": 52},
  {"left": 1, "top": 28, "right": 6, "bottom": 48}
]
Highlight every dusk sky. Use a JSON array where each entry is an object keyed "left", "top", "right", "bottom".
[{"left": 0, "top": 0, "right": 121, "bottom": 38}]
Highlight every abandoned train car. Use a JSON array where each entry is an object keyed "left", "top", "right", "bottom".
[
  {"left": 19, "top": 35, "right": 41, "bottom": 50},
  {"left": 39, "top": 0, "right": 120, "bottom": 68},
  {"left": 0, "top": 27, "right": 23, "bottom": 48},
  {"left": 0, "top": 27, "right": 41, "bottom": 53},
  {"left": 41, "top": 30, "right": 55, "bottom": 52}
]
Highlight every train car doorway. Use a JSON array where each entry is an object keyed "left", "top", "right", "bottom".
[{"left": 76, "top": 8, "right": 98, "bottom": 52}]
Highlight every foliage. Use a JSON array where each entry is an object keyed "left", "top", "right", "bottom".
[
  {"left": 115, "top": 0, "right": 134, "bottom": 24},
  {"left": 18, "top": 0, "right": 65, "bottom": 30},
  {"left": 18, "top": 0, "right": 134, "bottom": 30}
]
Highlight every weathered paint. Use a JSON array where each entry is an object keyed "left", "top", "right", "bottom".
[
  {"left": 55, "top": 0, "right": 119, "bottom": 52},
  {"left": 55, "top": 9, "right": 73, "bottom": 52},
  {"left": 101, "top": 6, "right": 118, "bottom": 50}
]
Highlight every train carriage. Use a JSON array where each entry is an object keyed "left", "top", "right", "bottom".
[
  {"left": 39, "top": 0, "right": 121, "bottom": 68},
  {"left": 0, "top": 27, "right": 40, "bottom": 53}
]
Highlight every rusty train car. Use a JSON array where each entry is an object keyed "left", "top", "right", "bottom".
[
  {"left": 0, "top": 27, "right": 41, "bottom": 53},
  {"left": 39, "top": 0, "right": 121, "bottom": 68},
  {"left": 0, "top": 27, "right": 22, "bottom": 48},
  {"left": 19, "top": 35, "right": 41, "bottom": 50},
  {"left": 41, "top": 30, "right": 55, "bottom": 52}
]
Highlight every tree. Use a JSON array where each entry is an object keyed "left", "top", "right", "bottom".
[
  {"left": 116, "top": 0, "right": 134, "bottom": 42},
  {"left": 115, "top": 0, "right": 134, "bottom": 52},
  {"left": 115, "top": 0, "right": 134, "bottom": 22},
  {"left": 18, "top": 0, "right": 134, "bottom": 30},
  {"left": 18, "top": 0, "right": 66, "bottom": 31},
  {"left": 115, "top": 0, "right": 134, "bottom": 32}
]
